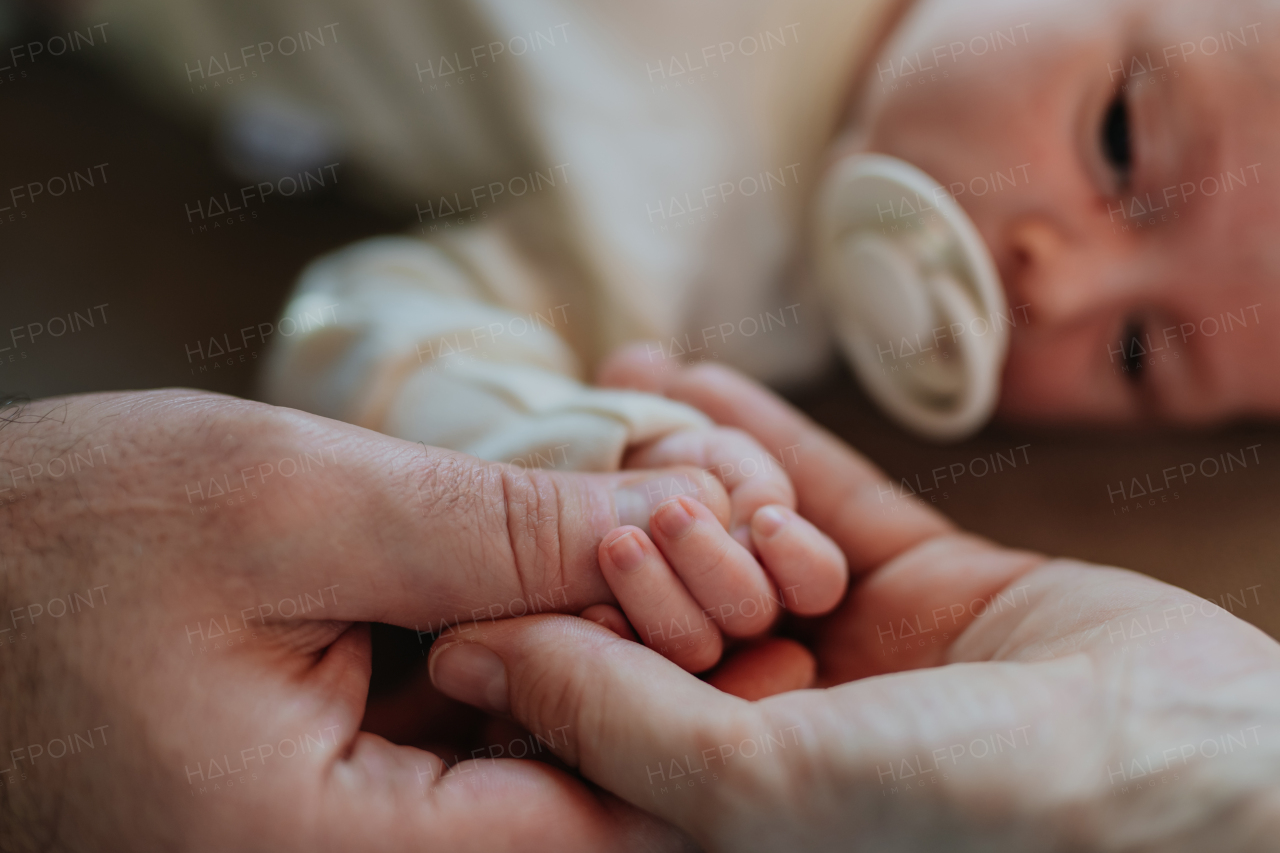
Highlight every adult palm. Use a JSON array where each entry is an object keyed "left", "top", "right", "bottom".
[{"left": 430, "top": 363, "right": 1280, "bottom": 852}]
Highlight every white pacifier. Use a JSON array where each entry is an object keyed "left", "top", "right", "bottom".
[{"left": 813, "top": 154, "right": 1008, "bottom": 441}]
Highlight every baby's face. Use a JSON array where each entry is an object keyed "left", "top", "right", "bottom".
[{"left": 852, "top": 0, "right": 1280, "bottom": 427}]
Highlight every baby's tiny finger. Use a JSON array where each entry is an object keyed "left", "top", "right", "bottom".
[
  {"left": 751, "top": 505, "right": 849, "bottom": 616},
  {"left": 579, "top": 604, "right": 638, "bottom": 641},
  {"left": 598, "top": 527, "right": 724, "bottom": 672},
  {"left": 651, "top": 496, "right": 778, "bottom": 637}
]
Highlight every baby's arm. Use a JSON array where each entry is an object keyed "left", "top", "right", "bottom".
[
  {"left": 261, "top": 224, "right": 844, "bottom": 555},
  {"left": 260, "top": 222, "right": 711, "bottom": 471},
  {"left": 262, "top": 225, "right": 847, "bottom": 673}
]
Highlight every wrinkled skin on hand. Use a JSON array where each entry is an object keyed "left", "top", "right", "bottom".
[
  {"left": 431, "top": 361, "right": 1280, "bottom": 852},
  {"left": 0, "top": 390, "right": 711, "bottom": 852}
]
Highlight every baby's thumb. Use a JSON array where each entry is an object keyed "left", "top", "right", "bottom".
[{"left": 428, "top": 614, "right": 758, "bottom": 836}]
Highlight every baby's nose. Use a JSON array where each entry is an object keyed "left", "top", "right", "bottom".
[{"left": 1001, "top": 215, "right": 1126, "bottom": 327}]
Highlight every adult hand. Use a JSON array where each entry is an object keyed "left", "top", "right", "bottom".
[
  {"left": 0, "top": 390, "right": 716, "bottom": 852},
  {"left": 429, "top": 364, "right": 1280, "bottom": 851}
]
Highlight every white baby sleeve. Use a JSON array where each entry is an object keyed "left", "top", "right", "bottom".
[{"left": 260, "top": 232, "right": 711, "bottom": 471}]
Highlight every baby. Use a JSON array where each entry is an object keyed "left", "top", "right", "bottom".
[
  {"left": 859, "top": 0, "right": 1280, "bottom": 426},
  {"left": 73, "top": 0, "right": 1280, "bottom": 666}
]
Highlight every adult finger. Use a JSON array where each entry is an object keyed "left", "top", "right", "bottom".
[
  {"left": 183, "top": 621, "right": 696, "bottom": 852},
  {"left": 316, "top": 626, "right": 696, "bottom": 853},
  {"left": 573, "top": 610, "right": 820, "bottom": 702},
  {"left": 268, "top": 406, "right": 730, "bottom": 630},
  {"left": 426, "top": 613, "right": 1103, "bottom": 853},
  {"left": 63, "top": 391, "right": 730, "bottom": 640},
  {"left": 429, "top": 615, "right": 757, "bottom": 842}
]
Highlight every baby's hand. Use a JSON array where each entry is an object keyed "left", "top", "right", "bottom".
[
  {"left": 599, "top": 342, "right": 831, "bottom": 555},
  {"left": 583, "top": 428, "right": 847, "bottom": 672},
  {"left": 625, "top": 426, "right": 796, "bottom": 548}
]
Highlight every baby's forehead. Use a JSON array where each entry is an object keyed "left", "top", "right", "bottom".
[
  {"left": 1120, "top": 1, "right": 1280, "bottom": 115},
  {"left": 1129, "top": 0, "right": 1279, "bottom": 51},
  {"left": 1034, "top": 0, "right": 1279, "bottom": 53}
]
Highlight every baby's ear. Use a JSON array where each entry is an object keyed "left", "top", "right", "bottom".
[{"left": 596, "top": 341, "right": 683, "bottom": 392}]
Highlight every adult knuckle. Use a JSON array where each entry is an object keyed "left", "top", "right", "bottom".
[
  {"left": 415, "top": 450, "right": 490, "bottom": 521},
  {"left": 500, "top": 467, "right": 567, "bottom": 604}
]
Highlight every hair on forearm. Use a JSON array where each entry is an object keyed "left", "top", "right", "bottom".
[{"left": 0, "top": 394, "right": 30, "bottom": 430}]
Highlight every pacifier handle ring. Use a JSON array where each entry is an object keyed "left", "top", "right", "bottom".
[
  {"left": 842, "top": 273, "right": 997, "bottom": 441},
  {"left": 812, "top": 154, "right": 1010, "bottom": 441}
]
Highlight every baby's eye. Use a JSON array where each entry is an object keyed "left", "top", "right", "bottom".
[
  {"left": 1121, "top": 319, "right": 1144, "bottom": 383},
  {"left": 1101, "top": 92, "right": 1133, "bottom": 187}
]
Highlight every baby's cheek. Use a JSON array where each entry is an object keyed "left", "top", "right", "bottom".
[{"left": 998, "top": 333, "right": 1132, "bottom": 424}]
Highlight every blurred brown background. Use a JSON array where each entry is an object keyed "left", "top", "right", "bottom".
[{"left": 1, "top": 13, "right": 1275, "bottom": 639}]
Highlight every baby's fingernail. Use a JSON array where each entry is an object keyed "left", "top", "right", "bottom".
[
  {"left": 752, "top": 505, "right": 791, "bottom": 539},
  {"left": 615, "top": 475, "right": 700, "bottom": 532},
  {"left": 653, "top": 497, "right": 696, "bottom": 538},
  {"left": 605, "top": 530, "right": 645, "bottom": 571},
  {"left": 430, "top": 642, "right": 510, "bottom": 715}
]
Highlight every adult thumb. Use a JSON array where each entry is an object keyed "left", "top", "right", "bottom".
[{"left": 428, "top": 615, "right": 763, "bottom": 839}]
